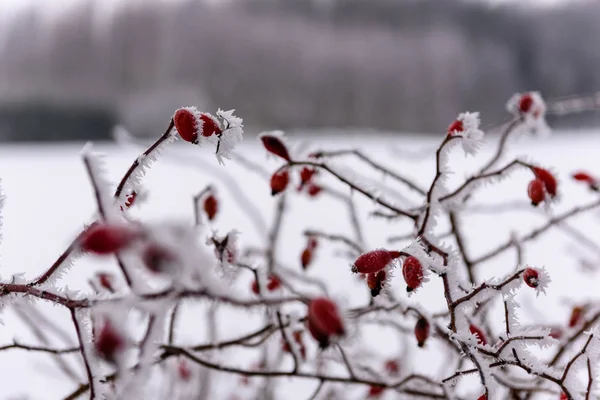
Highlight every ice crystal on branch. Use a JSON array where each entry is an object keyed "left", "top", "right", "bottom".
[{"left": 447, "top": 112, "right": 485, "bottom": 156}]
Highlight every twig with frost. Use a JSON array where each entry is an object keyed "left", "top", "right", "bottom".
[{"left": 310, "top": 149, "right": 426, "bottom": 195}]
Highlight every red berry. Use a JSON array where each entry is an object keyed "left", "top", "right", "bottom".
[
  {"left": 80, "top": 223, "right": 138, "bottom": 255},
  {"left": 572, "top": 171, "right": 595, "bottom": 183},
  {"left": 95, "top": 320, "right": 125, "bottom": 363},
  {"left": 560, "top": 393, "right": 568, "bottom": 400},
  {"left": 352, "top": 250, "right": 402, "bottom": 274},
  {"left": 97, "top": 272, "right": 114, "bottom": 292},
  {"left": 307, "top": 316, "right": 330, "bottom": 349},
  {"left": 301, "top": 248, "right": 313, "bottom": 270},
  {"left": 447, "top": 119, "right": 464, "bottom": 135},
  {"left": 270, "top": 169, "right": 289, "bottom": 196},
  {"left": 528, "top": 179, "right": 545, "bottom": 206},
  {"left": 199, "top": 113, "right": 222, "bottom": 137},
  {"left": 572, "top": 171, "right": 598, "bottom": 191},
  {"left": 477, "top": 395, "right": 487, "bottom": 400},
  {"left": 174, "top": 108, "right": 199, "bottom": 143},
  {"left": 533, "top": 167, "right": 557, "bottom": 198},
  {"left": 300, "top": 167, "right": 316, "bottom": 187},
  {"left": 307, "top": 184, "right": 322, "bottom": 197},
  {"left": 252, "top": 275, "right": 281, "bottom": 294},
  {"left": 519, "top": 93, "right": 534, "bottom": 113},
  {"left": 178, "top": 360, "right": 192, "bottom": 381},
  {"left": 367, "top": 270, "right": 387, "bottom": 297},
  {"left": 307, "top": 297, "right": 345, "bottom": 348},
  {"left": 384, "top": 359, "right": 400, "bottom": 375},
  {"left": 368, "top": 385, "right": 385, "bottom": 398},
  {"left": 414, "top": 317, "right": 429, "bottom": 347},
  {"left": 266, "top": 275, "right": 281, "bottom": 291},
  {"left": 402, "top": 256, "right": 424, "bottom": 292},
  {"left": 569, "top": 306, "right": 584, "bottom": 328},
  {"left": 523, "top": 268, "right": 539, "bottom": 288},
  {"left": 141, "top": 244, "right": 176, "bottom": 274},
  {"left": 260, "top": 135, "right": 291, "bottom": 162},
  {"left": 203, "top": 194, "right": 218, "bottom": 221},
  {"left": 469, "top": 324, "right": 487, "bottom": 345}
]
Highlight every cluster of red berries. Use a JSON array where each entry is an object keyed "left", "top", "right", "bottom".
[
  {"left": 259, "top": 133, "right": 323, "bottom": 197},
  {"left": 527, "top": 167, "right": 557, "bottom": 206},
  {"left": 80, "top": 222, "right": 177, "bottom": 274},
  {"left": 351, "top": 249, "right": 426, "bottom": 297},
  {"left": 173, "top": 108, "right": 222, "bottom": 144}
]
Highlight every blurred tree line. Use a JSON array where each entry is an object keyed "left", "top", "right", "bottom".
[{"left": 0, "top": 0, "right": 599, "bottom": 141}]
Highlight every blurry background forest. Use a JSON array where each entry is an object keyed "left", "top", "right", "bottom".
[{"left": 0, "top": 0, "right": 599, "bottom": 141}]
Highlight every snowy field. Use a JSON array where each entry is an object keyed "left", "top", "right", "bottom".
[{"left": 0, "top": 128, "right": 599, "bottom": 399}]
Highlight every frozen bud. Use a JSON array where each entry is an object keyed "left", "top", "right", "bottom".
[
  {"left": 141, "top": 244, "right": 177, "bottom": 274},
  {"left": 447, "top": 119, "right": 464, "bottom": 135},
  {"left": 307, "top": 184, "right": 322, "bottom": 198},
  {"left": 270, "top": 169, "right": 289, "bottom": 196},
  {"left": 96, "top": 272, "right": 115, "bottom": 292},
  {"left": 80, "top": 222, "right": 139, "bottom": 255},
  {"left": 95, "top": 319, "right": 125, "bottom": 363},
  {"left": 569, "top": 306, "right": 584, "bottom": 328},
  {"left": 173, "top": 108, "right": 199, "bottom": 143},
  {"left": 351, "top": 249, "right": 401, "bottom": 274},
  {"left": 203, "top": 194, "right": 218, "bottom": 221},
  {"left": 523, "top": 268, "right": 539, "bottom": 288},
  {"left": 199, "top": 113, "right": 222, "bottom": 137},
  {"left": 528, "top": 179, "right": 545, "bottom": 206},
  {"left": 402, "top": 256, "right": 424, "bottom": 292},
  {"left": 301, "top": 247, "right": 313, "bottom": 270},
  {"left": 519, "top": 93, "right": 534, "bottom": 113},
  {"left": 572, "top": 171, "right": 599, "bottom": 191},
  {"left": 533, "top": 167, "right": 557, "bottom": 198},
  {"left": 384, "top": 359, "right": 400, "bottom": 376},
  {"left": 178, "top": 359, "right": 192, "bottom": 382},
  {"left": 259, "top": 132, "right": 291, "bottom": 162},
  {"left": 368, "top": 385, "right": 385, "bottom": 398},
  {"left": 307, "top": 237, "right": 318, "bottom": 250},
  {"left": 447, "top": 112, "right": 485, "bottom": 155},
  {"left": 469, "top": 324, "right": 487, "bottom": 345},
  {"left": 307, "top": 297, "right": 345, "bottom": 349},
  {"left": 414, "top": 317, "right": 429, "bottom": 347},
  {"left": 366, "top": 270, "right": 387, "bottom": 298}
]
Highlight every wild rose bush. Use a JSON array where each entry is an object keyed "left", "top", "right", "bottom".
[{"left": 1, "top": 93, "right": 600, "bottom": 400}]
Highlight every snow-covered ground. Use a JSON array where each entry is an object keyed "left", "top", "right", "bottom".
[{"left": 0, "top": 128, "right": 599, "bottom": 399}]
